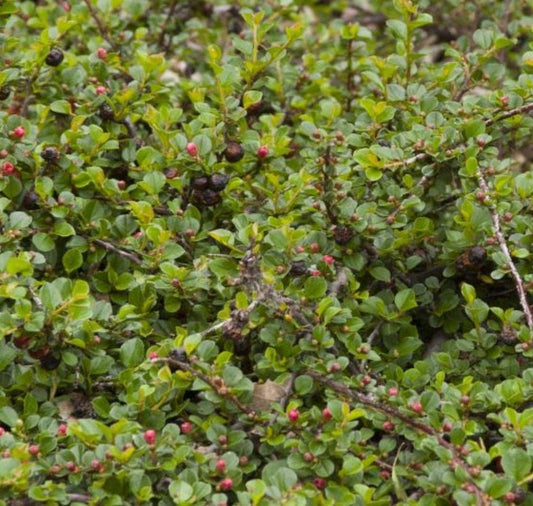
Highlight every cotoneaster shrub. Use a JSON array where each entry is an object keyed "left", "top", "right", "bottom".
[{"left": 0, "top": 0, "right": 533, "bottom": 504}]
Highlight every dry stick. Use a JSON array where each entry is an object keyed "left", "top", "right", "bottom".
[
  {"left": 485, "top": 102, "right": 533, "bottom": 126},
  {"left": 93, "top": 239, "right": 143, "bottom": 265},
  {"left": 306, "top": 371, "right": 490, "bottom": 506},
  {"left": 157, "top": 0, "right": 179, "bottom": 51},
  {"left": 82, "top": 0, "right": 118, "bottom": 51},
  {"left": 477, "top": 172, "right": 533, "bottom": 331},
  {"left": 158, "top": 357, "right": 255, "bottom": 417},
  {"left": 360, "top": 321, "right": 384, "bottom": 371}
]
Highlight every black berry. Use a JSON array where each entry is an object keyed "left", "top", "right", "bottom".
[
  {"left": 209, "top": 173, "right": 229, "bottom": 192},
  {"left": 41, "top": 146, "right": 60, "bottom": 162},
  {"left": 40, "top": 354, "right": 61, "bottom": 370},
  {"left": 0, "top": 85, "right": 11, "bottom": 100},
  {"left": 468, "top": 246, "right": 486, "bottom": 265},
  {"left": 224, "top": 141, "right": 244, "bottom": 163},
  {"left": 333, "top": 225, "right": 354, "bottom": 245},
  {"left": 99, "top": 104, "right": 115, "bottom": 121},
  {"left": 289, "top": 261, "right": 307, "bottom": 276},
  {"left": 45, "top": 48, "right": 64, "bottom": 67},
  {"left": 191, "top": 175, "right": 210, "bottom": 191},
  {"left": 193, "top": 189, "right": 221, "bottom": 206},
  {"left": 22, "top": 190, "right": 39, "bottom": 210}
]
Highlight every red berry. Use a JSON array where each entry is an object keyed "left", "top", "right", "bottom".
[
  {"left": 313, "top": 477, "right": 326, "bottom": 489},
  {"left": 62, "top": 1, "right": 71, "bottom": 11},
  {"left": 186, "top": 142, "right": 198, "bottom": 157},
  {"left": 328, "top": 362, "right": 341, "bottom": 373},
  {"left": 383, "top": 421, "right": 394, "bottom": 431},
  {"left": 288, "top": 409, "right": 300, "bottom": 422},
  {"left": 148, "top": 351, "right": 158, "bottom": 361},
  {"left": 215, "top": 459, "right": 226, "bottom": 472},
  {"left": 0, "top": 150, "right": 8, "bottom": 158},
  {"left": 257, "top": 145, "right": 269, "bottom": 158},
  {"left": 295, "top": 245, "right": 305, "bottom": 253},
  {"left": 13, "top": 126, "right": 25, "bottom": 139},
  {"left": 91, "top": 458, "right": 101, "bottom": 470},
  {"left": 442, "top": 421, "right": 452, "bottom": 432},
  {"left": 219, "top": 478, "right": 233, "bottom": 491},
  {"left": 0, "top": 428, "right": 5, "bottom": 437},
  {"left": 49, "top": 464, "right": 61, "bottom": 474},
  {"left": 322, "top": 254, "right": 334, "bottom": 265},
  {"left": 29, "top": 444, "right": 40, "bottom": 456},
  {"left": 65, "top": 461, "right": 77, "bottom": 472},
  {"left": 476, "top": 138, "right": 485, "bottom": 147},
  {"left": 2, "top": 449, "right": 10, "bottom": 458},
  {"left": 96, "top": 86, "right": 107, "bottom": 95},
  {"left": 180, "top": 421, "right": 193, "bottom": 434},
  {"left": 97, "top": 48, "right": 108, "bottom": 60},
  {"left": 309, "top": 242, "right": 320, "bottom": 253},
  {"left": 310, "top": 269, "right": 321, "bottom": 277},
  {"left": 304, "top": 452, "right": 314, "bottom": 462},
  {"left": 388, "top": 387, "right": 398, "bottom": 396},
  {"left": 411, "top": 401, "right": 423, "bottom": 414},
  {"left": 499, "top": 95, "right": 509, "bottom": 106},
  {"left": 144, "top": 429, "right": 156, "bottom": 445},
  {"left": 57, "top": 424, "right": 68, "bottom": 436},
  {"left": 322, "top": 408, "right": 332, "bottom": 421},
  {"left": 504, "top": 492, "right": 516, "bottom": 503}
]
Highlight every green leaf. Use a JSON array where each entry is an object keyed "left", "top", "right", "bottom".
[
  {"left": 501, "top": 449, "right": 531, "bottom": 481},
  {"left": 0, "top": 406, "right": 18, "bottom": 427},
  {"left": 120, "top": 338, "right": 145, "bottom": 367},
  {"left": 394, "top": 288, "right": 417, "bottom": 312},
  {"left": 294, "top": 375, "right": 313, "bottom": 395},
  {"left": 169, "top": 480, "right": 194, "bottom": 503},
  {"left": 49, "top": 100, "right": 72, "bottom": 114},
  {"left": 62, "top": 249, "right": 83, "bottom": 273},
  {"left": 304, "top": 276, "right": 327, "bottom": 299}
]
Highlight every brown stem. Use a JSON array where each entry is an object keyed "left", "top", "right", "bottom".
[
  {"left": 82, "top": 0, "right": 118, "bottom": 51},
  {"left": 157, "top": 0, "right": 179, "bottom": 52},
  {"left": 93, "top": 239, "right": 142, "bottom": 265},
  {"left": 157, "top": 357, "right": 255, "bottom": 417}
]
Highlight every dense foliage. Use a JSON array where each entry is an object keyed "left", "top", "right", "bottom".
[{"left": 1, "top": 0, "right": 533, "bottom": 504}]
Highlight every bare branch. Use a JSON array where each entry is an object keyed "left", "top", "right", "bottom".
[
  {"left": 477, "top": 172, "right": 533, "bottom": 332},
  {"left": 82, "top": 0, "right": 118, "bottom": 51},
  {"left": 93, "top": 239, "right": 143, "bottom": 265},
  {"left": 485, "top": 102, "right": 533, "bottom": 127},
  {"left": 156, "top": 357, "right": 255, "bottom": 417}
]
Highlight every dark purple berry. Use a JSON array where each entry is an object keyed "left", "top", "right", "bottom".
[
  {"left": 99, "top": 104, "right": 115, "bottom": 121},
  {"left": 0, "top": 86, "right": 11, "bottom": 100},
  {"left": 191, "top": 176, "right": 210, "bottom": 191},
  {"left": 41, "top": 146, "right": 60, "bottom": 162},
  {"left": 468, "top": 246, "right": 486, "bottom": 265},
  {"left": 45, "top": 48, "right": 64, "bottom": 67},
  {"left": 209, "top": 173, "right": 229, "bottom": 192},
  {"left": 333, "top": 226, "right": 354, "bottom": 245},
  {"left": 224, "top": 141, "right": 244, "bottom": 163}
]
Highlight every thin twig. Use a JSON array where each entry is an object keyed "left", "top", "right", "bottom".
[
  {"left": 360, "top": 321, "right": 383, "bottom": 371},
  {"left": 477, "top": 172, "right": 533, "bottom": 332},
  {"left": 158, "top": 0, "right": 179, "bottom": 52},
  {"left": 156, "top": 357, "right": 255, "bottom": 417},
  {"left": 484, "top": 102, "right": 533, "bottom": 127},
  {"left": 93, "top": 239, "right": 143, "bottom": 265},
  {"left": 82, "top": 0, "right": 118, "bottom": 51}
]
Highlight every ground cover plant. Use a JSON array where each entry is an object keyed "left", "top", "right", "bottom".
[{"left": 1, "top": 0, "right": 533, "bottom": 504}]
